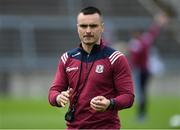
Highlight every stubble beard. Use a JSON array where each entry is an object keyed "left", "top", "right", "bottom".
[
  {"left": 82, "top": 37, "right": 97, "bottom": 46},
  {"left": 82, "top": 40, "right": 97, "bottom": 49}
]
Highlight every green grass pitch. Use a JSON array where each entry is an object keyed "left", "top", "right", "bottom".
[{"left": 0, "top": 95, "right": 179, "bottom": 129}]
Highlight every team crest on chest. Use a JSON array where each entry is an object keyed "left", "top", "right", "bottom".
[{"left": 95, "top": 65, "right": 104, "bottom": 73}]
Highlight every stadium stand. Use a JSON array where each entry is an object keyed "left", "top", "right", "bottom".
[{"left": 0, "top": 0, "right": 179, "bottom": 97}]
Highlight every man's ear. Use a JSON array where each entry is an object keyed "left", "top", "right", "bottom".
[
  {"left": 101, "top": 23, "right": 104, "bottom": 33},
  {"left": 77, "top": 24, "right": 80, "bottom": 33}
]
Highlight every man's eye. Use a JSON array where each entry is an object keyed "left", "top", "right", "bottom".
[
  {"left": 89, "top": 24, "right": 98, "bottom": 28},
  {"left": 79, "top": 25, "right": 88, "bottom": 28},
  {"left": 79, "top": 24, "right": 99, "bottom": 28}
]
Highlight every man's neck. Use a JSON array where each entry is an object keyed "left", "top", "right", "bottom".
[
  {"left": 82, "top": 44, "right": 94, "bottom": 54},
  {"left": 81, "top": 39, "right": 100, "bottom": 54}
]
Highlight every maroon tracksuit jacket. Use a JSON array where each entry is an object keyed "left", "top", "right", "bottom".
[{"left": 48, "top": 42, "right": 134, "bottom": 129}]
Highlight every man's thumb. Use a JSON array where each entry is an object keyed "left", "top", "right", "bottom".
[{"left": 67, "top": 88, "right": 73, "bottom": 95}]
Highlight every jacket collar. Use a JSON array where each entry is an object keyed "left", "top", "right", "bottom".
[{"left": 79, "top": 39, "right": 105, "bottom": 55}]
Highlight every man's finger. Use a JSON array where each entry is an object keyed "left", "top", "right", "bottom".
[
  {"left": 61, "top": 92, "right": 70, "bottom": 98},
  {"left": 90, "top": 103, "right": 105, "bottom": 112},
  {"left": 93, "top": 96, "right": 105, "bottom": 101},
  {"left": 60, "top": 97, "right": 68, "bottom": 104},
  {"left": 67, "top": 88, "right": 73, "bottom": 95},
  {"left": 91, "top": 100, "right": 104, "bottom": 109},
  {"left": 60, "top": 94, "right": 69, "bottom": 102},
  {"left": 60, "top": 102, "right": 65, "bottom": 107}
]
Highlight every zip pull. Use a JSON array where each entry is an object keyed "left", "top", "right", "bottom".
[{"left": 87, "top": 54, "right": 90, "bottom": 58}]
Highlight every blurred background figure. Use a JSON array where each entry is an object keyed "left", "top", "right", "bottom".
[{"left": 128, "top": 12, "right": 169, "bottom": 121}]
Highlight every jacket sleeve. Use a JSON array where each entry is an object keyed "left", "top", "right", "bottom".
[
  {"left": 112, "top": 54, "right": 135, "bottom": 110},
  {"left": 141, "top": 23, "right": 161, "bottom": 46},
  {"left": 48, "top": 58, "right": 69, "bottom": 107}
]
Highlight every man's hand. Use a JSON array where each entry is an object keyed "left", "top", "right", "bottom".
[
  {"left": 56, "top": 88, "right": 73, "bottom": 107},
  {"left": 154, "top": 12, "right": 169, "bottom": 27},
  {"left": 90, "top": 96, "right": 110, "bottom": 112}
]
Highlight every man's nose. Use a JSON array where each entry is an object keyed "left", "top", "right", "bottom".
[{"left": 86, "top": 26, "right": 91, "bottom": 33}]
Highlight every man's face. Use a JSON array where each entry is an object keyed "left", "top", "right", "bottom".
[{"left": 77, "top": 13, "right": 104, "bottom": 46}]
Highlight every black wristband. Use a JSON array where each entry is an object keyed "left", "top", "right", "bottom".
[{"left": 107, "top": 99, "right": 115, "bottom": 110}]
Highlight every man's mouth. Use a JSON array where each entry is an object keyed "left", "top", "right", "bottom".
[{"left": 84, "top": 35, "right": 93, "bottom": 38}]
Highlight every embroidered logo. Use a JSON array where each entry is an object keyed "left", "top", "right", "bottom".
[
  {"left": 66, "top": 67, "right": 78, "bottom": 72},
  {"left": 72, "top": 52, "right": 81, "bottom": 57},
  {"left": 95, "top": 65, "right": 104, "bottom": 73}
]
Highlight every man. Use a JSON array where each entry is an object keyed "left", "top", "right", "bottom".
[
  {"left": 128, "top": 12, "right": 169, "bottom": 121},
  {"left": 48, "top": 6, "right": 134, "bottom": 129}
]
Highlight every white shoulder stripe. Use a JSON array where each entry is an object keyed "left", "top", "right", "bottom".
[
  {"left": 110, "top": 51, "right": 122, "bottom": 62},
  {"left": 65, "top": 52, "right": 68, "bottom": 59},
  {"left": 61, "top": 52, "right": 68, "bottom": 64},
  {"left": 111, "top": 54, "right": 123, "bottom": 64},
  {"left": 109, "top": 51, "right": 123, "bottom": 65},
  {"left": 109, "top": 51, "right": 120, "bottom": 59},
  {"left": 61, "top": 55, "right": 65, "bottom": 64}
]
